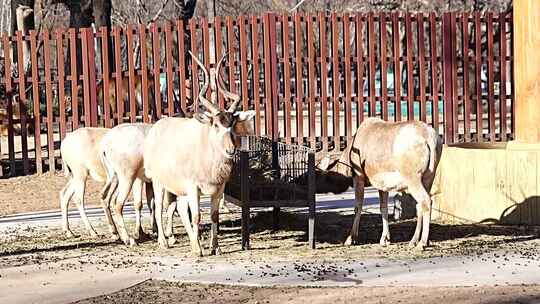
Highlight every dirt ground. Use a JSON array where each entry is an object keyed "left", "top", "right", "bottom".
[
  {"left": 76, "top": 280, "right": 540, "bottom": 304},
  {"left": 1, "top": 173, "right": 540, "bottom": 303},
  {"left": 0, "top": 172, "right": 102, "bottom": 216}
]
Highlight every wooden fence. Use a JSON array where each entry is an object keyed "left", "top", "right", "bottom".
[{"left": 0, "top": 11, "right": 514, "bottom": 176}]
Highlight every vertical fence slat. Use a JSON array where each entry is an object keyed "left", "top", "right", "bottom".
[
  {"left": 202, "top": 18, "right": 211, "bottom": 101},
  {"left": 474, "top": 12, "right": 483, "bottom": 142},
  {"left": 81, "top": 28, "right": 91, "bottom": 126},
  {"left": 320, "top": 13, "right": 329, "bottom": 151},
  {"left": 87, "top": 29, "right": 98, "bottom": 126},
  {"left": 152, "top": 23, "right": 163, "bottom": 118},
  {"left": 139, "top": 25, "right": 150, "bottom": 123},
  {"left": 450, "top": 13, "right": 459, "bottom": 143},
  {"left": 113, "top": 27, "right": 124, "bottom": 123},
  {"left": 69, "top": 29, "right": 79, "bottom": 129},
  {"left": 331, "top": 13, "right": 340, "bottom": 150},
  {"left": 56, "top": 30, "right": 67, "bottom": 140},
  {"left": 344, "top": 13, "right": 353, "bottom": 143},
  {"left": 101, "top": 26, "right": 112, "bottom": 127},
  {"left": 307, "top": 14, "right": 316, "bottom": 149},
  {"left": 126, "top": 25, "right": 137, "bottom": 122},
  {"left": 379, "top": 13, "right": 388, "bottom": 121},
  {"left": 164, "top": 22, "right": 174, "bottom": 116},
  {"left": 356, "top": 14, "right": 365, "bottom": 127},
  {"left": 294, "top": 13, "right": 304, "bottom": 144},
  {"left": 43, "top": 30, "right": 55, "bottom": 171},
  {"left": 176, "top": 20, "right": 187, "bottom": 113},
  {"left": 429, "top": 13, "right": 439, "bottom": 132},
  {"left": 251, "top": 16, "right": 261, "bottom": 136},
  {"left": 15, "top": 31, "right": 29, "bottom": 174},
  {"left": 487, "top": 13, "right": 495, "bottom": 142},
  {"left": 215, "top": 17, "right": 225, "bottom": 110},
  {"left": 282, "top": 14, "right": 292, "bottom": 144},
  {"left": 367, "top": 13, "right": 376, "bottom": 118},
  {"left": 417, "top": 13, "right": 427, "bottom": 123},
  {"left": 226, "top": 16, "right": 236, "bottom": 102},
  {"left": 29, "top": 30, "right": 42, "bottom": 174},
  {"left": 263, "top": 14, "right": 273, "bottom": 137},
  {"left": 405, "top": 13, "right": 414, "bottom": 121},
  {"left": 269, "top": 14, "right": 279, "bottom": 140},
  {"left": 189, "top": 19, "right": 199, "bottom": 110},
  {"left": 392, "top": 13, "right": 401, "bottom": 122},
  {"left": 462, "top": 13, "right": 471, "bottom": 141},
  {"left": 238, "top": 16, "right": 249, "bottom": 112},
  {"left": 442, "top": 13, "right": 454, "bottom": 144},
  {"left": 3, "top": 34, "right": 15, "bottom": 176},
  {"left": 499, "top": 12, "right": 507, "bottom": 141}
]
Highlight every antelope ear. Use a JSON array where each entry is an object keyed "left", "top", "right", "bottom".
[
  {"left": 234, "top": 110, "right": 256, "bottom": 122},
  {"left": 317, "top": 155, "right": 331, "bottom": 171},
  {"left": 193, "top": 112, "right": 212, "bottom": 125}
]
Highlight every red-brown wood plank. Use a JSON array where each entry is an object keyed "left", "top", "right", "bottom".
[
  {"left": 176, "top": 19, "right": 187, "bottom": 112},
  {"left": 307, "top": 14, "right": 316, "bottom": 149},
  {"left": 226, "top": 16, "right": 236, "bottom": 102},
  {"left": 474, "top": 12, "right": 483, "bottom": 142},
  {"left": 429, "top": 13, "right": 439, "bottom": 132},
  {"left": 331, "top": 13, "right": 340, "bottom": 150},
  {"left": 2, "top": 34, "right": 15, "bottom": 176},
  {"left": 69, "top": 28, "right": 79, "bottom": 129},
  {"left": 319, "top": 12, "right": 328, "bottom": 151},
  {"left": 56, "top": 30, "right": 67, "bottom": 140},
  {"left": 343, "top": 13, "right": 353, "bottom": 143},
  {"left": 29, "top": 30, "right": 42, "bottom": 174},
  {"left": 152, "top": 23, "right": 163, "bottom": 118},
  {"left": 356, "top": 14, "right": 365, "bottom": 126},
  {"left": 417, "top": 13, "right": 427, "bottom": 123},
  {"left": 499, "top": 12, "right": 507, "bottom": 141},
  {"left": 367, "top": 13, "right": 376, "bottom": 118},
  {"left": 126, "top": 24, "right": 137, "bottom": 122},
  {"left": 450, "top": 13, "right": 459, "bottom": 143},
  {"left": 237, "top": 16, "right": 248, "bottom": 112},
  {"left": 86, "top": 29, "right": 98, "bottom": 126},
  {"left": 462, "top": 13, "right": 471, "bottom": 141},
  {"left": 405, "top": 13, "right": 414, "bottom": 120},
  {"left": 201, "top": 18, "right": 211, "bottom": 102},
  {"left": 113, "top": 26, "right": 124, "bottom": 123},
  {"left": 282, "top": 14, "right": 292, "bottom": 144},
  {"left": 164, "top": 23, "right": 174, "bottom": 116},
  {"left": 15, "top": 31, "right": 29, "bottom": 174},
  {"left": 139, "top": 25, "right": 150, "bottom": 123},
  {"left": 81, "top": 28, "right": 91, "bottom": 126},
  {"left": 294, "top": 13, "right": 304, "bottom": 145},
  {"left": 263, "top": 14, "right": 273, "bottom": 136},
  {"left": 189, "top": 19, "right": 200, "bottom": 110},
  {"left": 251, "top": 16, "right": 262, "bottom": 136},
  {"left": 268, "top": 14, "right": 279, "bottom": 140},
  {"left": 486, "top": 13, "right": 495, "bottom": 142},
  {"left": 380, "top": 13, "right": 388, "bottom": 121},
  {"left": 392, "top": 13, "right": 402, "bottom": 122},
  {"left": 215, "top": 16, "right": 225, "bottom": 110},
  {"left": 43, "top": 30, "right": 55, "bottom": 171},
  {"left": 100, "top": 26, "right": 112, "bottom": 127}
]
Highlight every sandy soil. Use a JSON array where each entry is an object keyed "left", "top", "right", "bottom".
[
  {"left": 75, "top": 280, "right": 540, "bottom": 304},
  {"left": 0, "top": 172, "right": 102, "bottom": 216}
]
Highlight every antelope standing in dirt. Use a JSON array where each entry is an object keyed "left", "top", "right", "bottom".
[
  {"left": 143, "top": 52, "right": 254, "bottom": 255},
  {"left": 314, "top": 118, "right": 442, "bottom": 250},
  {"left": 59, "top": 127, "right": 118, "bottom": 238}
]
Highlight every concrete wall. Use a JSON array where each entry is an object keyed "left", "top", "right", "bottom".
[{"left": 432, "top": 142, "right": 540, "bottom": 225}]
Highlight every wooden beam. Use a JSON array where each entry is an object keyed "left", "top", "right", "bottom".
[{"left": 514, "top": 0, "right": 540, "bottom": 143}]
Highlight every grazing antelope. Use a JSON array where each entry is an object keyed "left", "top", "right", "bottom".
[
  {"left": 143, "top": 51, "right": 254, "bottom": 255},
  {"left": 59, "top": 127, "right": 118, "bottom": 238},
  {"left": 314, "top": 118, "right": 442, "bottom": 250}
]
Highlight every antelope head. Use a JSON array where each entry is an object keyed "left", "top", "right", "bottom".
[{"left": 189, "top": 51, "right": 255, "bottom": 158}]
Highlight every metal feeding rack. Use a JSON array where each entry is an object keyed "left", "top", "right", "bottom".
[{"left": 224, "top": 135, "right": 316, "bottom": 249}]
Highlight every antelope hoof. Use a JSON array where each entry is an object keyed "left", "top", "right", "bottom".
[
  {"left": 158, "top": 237, "right": 169, "bottom": 249},
  {"left": 191, "top": 243, "right": 203, "bottom": 257},
  {"left": 379, "top": 237, "right": 391, "bottom": 247},
  {"left": 128, "top": 238, "right": 138, "bottom": 247},
  {"left": 110, "top": 233, "right": 120, "bottom": 242},
  {"left": 64, "top": 230, "right": 76, "bottom": 238},
  {"left": 167, "top": 235, "right": 177, "bottom": 246},
  {"left": 210, "top": 246, "right": 222, "bottom": 256},
  {"left": 88, "top": 230, "right": 99, "bottom": 238},
  {"left": 344, "top": 235, "right": 353, "bottom": 246},
  {"left": 414, "top": 243, "right": 426, "bottom": 251},
  {"left": 408, "top": 239, "right": 419, "bottom": 248}
]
